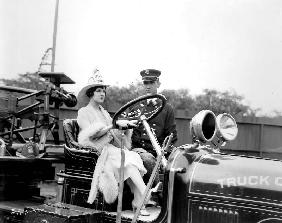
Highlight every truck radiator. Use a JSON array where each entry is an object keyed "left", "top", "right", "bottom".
[{"left": 191, "top": 205, "right": 239, "bottom": 223}]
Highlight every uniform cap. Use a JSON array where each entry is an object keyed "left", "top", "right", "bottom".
[{"left": 140, "top": 69, "right": 161, "bottom": 82}]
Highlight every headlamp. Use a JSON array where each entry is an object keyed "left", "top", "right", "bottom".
[{"left": 190, "top": 110, "right": 238, "bottom": 147}]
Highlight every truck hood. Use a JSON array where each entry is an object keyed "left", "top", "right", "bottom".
[{"left": 189, "top": 153, "right": 282, "bottom": 207}]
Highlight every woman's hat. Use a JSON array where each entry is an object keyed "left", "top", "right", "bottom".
[{"left": 77, "top": 68, "right": 109, "bottom": 108}]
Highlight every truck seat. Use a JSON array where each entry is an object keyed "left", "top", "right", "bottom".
[{"left": 62, "top": 119, "right": 99, "bottom": 177}]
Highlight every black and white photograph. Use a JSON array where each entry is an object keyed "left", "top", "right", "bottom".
[{"left": 0, "top": 0, "right": 282, "bottom": 222}]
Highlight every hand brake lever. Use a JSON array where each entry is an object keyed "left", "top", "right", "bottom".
[{"left": 131, "top": 133, "right": 173, "bottom": 223}]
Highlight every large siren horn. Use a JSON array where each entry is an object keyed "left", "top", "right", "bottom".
[{"left": 190, "top": 110, "right": 216, "bottom": 143}]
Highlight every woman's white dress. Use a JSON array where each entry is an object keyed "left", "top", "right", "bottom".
[{"left": 77, "top": 104, "right": 147, "bottom": 204}]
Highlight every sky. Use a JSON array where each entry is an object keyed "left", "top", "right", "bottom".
[{"left": 1, "top": 0, "right": 282, "bottom": 115}]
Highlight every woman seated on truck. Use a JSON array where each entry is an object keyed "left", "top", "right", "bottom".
[{"left": 76, "top": 70, "right": 157, "bottom": 216}]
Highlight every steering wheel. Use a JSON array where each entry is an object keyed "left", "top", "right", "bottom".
[{"left": 112, "top": 94, "right": 166, "bottom": 129}]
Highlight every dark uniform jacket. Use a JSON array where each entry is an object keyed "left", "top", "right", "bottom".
[{"left": 132, "top": 102, "right": 177, "bottom": 157}]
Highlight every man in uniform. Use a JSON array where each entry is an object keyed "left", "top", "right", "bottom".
[{"left": 132, "top": 69, "right": 178, "bottom": 186}]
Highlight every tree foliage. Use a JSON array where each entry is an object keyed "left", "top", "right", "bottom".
[
  {"left": 105, "top": 83, "right": 258, "bottom": 117},
  {"left": 105, "top": 82, "right": 143, "bottom": 104},
  {"left": 1, "top": 72, "right": 259, "bottom": 117},
  {"left": 193, "top": 89, "right": 259, "bottom": 116},
  {"left": 0, "top": 72, "right": 46, "bottom": 90},
  {"left": 161, "top": 89, "right": 194, "bottom": 110}
]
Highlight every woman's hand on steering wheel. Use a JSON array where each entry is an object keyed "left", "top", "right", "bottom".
[{"left": 116, "top": 119, "right": 138, "bottom": 129}]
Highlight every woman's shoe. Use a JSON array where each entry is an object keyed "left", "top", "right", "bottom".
[
  {"left": 146, "top": 199, "right": 157, "bottom": 207},
  {"left": 132, "top": 204, "right": 150, "bottom": 216},
  {"left": 139, "top": 207, "right": 150, "bottom": 216}
]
